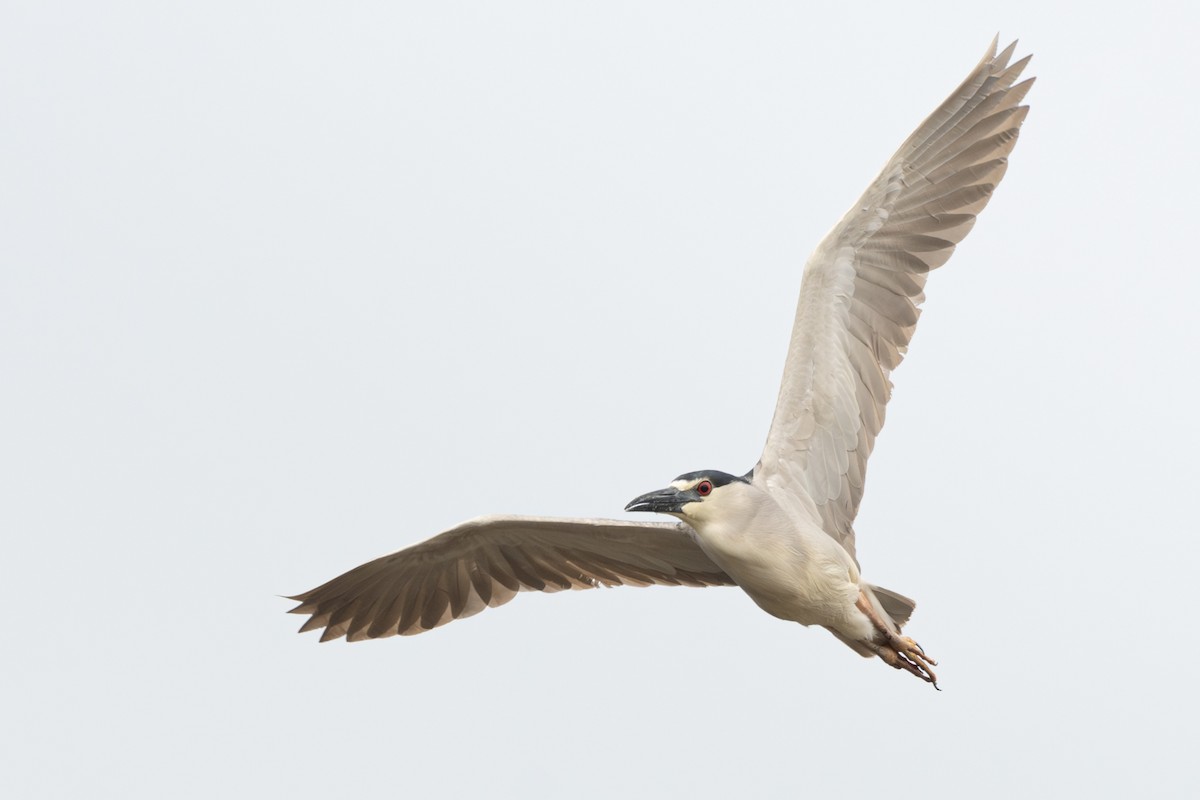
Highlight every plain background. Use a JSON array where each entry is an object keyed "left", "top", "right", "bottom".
[{"left": 3, "top": 2, "right": 1197, "bottom": 797}]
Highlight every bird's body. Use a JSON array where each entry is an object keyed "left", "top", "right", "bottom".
[
  {"left": 289, "top": 39, "right": 1034, "bottom": 688},
  {"left": 676, "top": 477, "right": 861, "bottom": 630}
]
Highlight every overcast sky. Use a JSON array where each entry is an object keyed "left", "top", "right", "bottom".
[{"left": 4, "top": 2, "right": 1197, "bottom": 797}]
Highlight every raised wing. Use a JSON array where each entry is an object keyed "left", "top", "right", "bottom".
[
  {"left": 756, "top": 39, "right": 1033, "bottom": 560},
  {"left": 288, "top": 515, "right": 734, "bottom": 641}
]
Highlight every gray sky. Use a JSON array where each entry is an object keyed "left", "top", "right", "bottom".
[{"left": 4, "top": 2, "right": 1197, "bottom": 797}]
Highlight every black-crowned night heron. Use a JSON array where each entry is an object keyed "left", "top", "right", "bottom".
[{"left": 287, "top": 39, "right": 1033, "bottom": 688}]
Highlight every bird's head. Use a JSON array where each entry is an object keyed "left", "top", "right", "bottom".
[{"left": 624, "top": 470, "right": 753, "bottom": 525}]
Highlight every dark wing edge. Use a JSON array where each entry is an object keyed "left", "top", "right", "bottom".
[{"left": 286, "top": 515, "right": 735, "bottom": 642}]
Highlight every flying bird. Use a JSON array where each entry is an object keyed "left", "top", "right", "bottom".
[{"left": 288, "top": 39, "right": 1033, "bottom": 687}]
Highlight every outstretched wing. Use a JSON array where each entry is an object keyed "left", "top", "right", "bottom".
[
  {"left": 288, "top": 515, "right": 734, "bottom": 641},
  {"left": 756, "top": 39, "right": 1033, "bottom": 561}
]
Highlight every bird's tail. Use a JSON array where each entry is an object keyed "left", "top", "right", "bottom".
[
  {"left": 869, "top": 584, "right": 916, "bottom": 631},
  {"left": 825, "top": 584, "right": 917, "bottom": 657}
]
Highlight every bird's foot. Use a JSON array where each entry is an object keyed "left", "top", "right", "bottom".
[
  {"left": 876, "top": 636, "right": 939, "bottom": 689},
  {"left": 855, "top": 591, "right": 939, "bottom": 689}
]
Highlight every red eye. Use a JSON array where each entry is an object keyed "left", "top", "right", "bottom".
[{"left": 696, "top": 480, "right": 713, "bottom": 496}]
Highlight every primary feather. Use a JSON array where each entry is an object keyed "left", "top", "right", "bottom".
[
  {"left": 756, "top": 38, "right": 1033, "bottom": 562},
  {"left": 289, "top": 516, "right": 733, "bottom": 641}
]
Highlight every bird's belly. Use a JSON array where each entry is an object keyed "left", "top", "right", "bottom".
[{"left": 697, "top": 533, "right": 860, "bottom": 627}]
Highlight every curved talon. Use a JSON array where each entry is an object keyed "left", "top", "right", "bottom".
[
  {"left": 899, "top": 636, "right": 937, "bottom": 667},
  {"left": 873, "top": 637, "right": 939, "bottom": 688},
  {"left": 897, "top": 642, "right": 938, "bottom": 687}
]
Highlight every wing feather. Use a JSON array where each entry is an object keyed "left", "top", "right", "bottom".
[
  {"left": 756, "top": 39, "right": 1033, "bottom": 561},
  {"left": 288, "top": 515, "right": 734, "bottom": 641}
]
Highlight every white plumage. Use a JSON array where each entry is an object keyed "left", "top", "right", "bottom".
[{"left": 288, "top": 39, "right": 1033, "bottom": 687}]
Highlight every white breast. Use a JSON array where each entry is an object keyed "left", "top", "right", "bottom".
[{"left": 684, "top": 482, "right": 862, "bottom": 627}]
